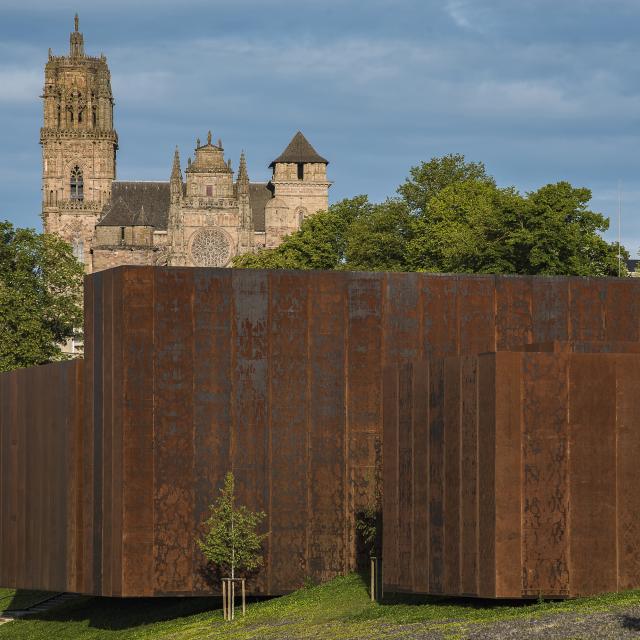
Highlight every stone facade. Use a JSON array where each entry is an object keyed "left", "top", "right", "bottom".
[{"left": 42, "top": 17, "right": 331, "bottom": 274}]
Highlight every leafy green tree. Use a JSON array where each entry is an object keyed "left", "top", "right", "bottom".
[
  {"left": 0, "top": 222, "right": 84, "bottom": 372},
  {"left": 233, "top": 196, "right": 371, "bottom": 270},
  {"left": 197, "top": 472, "right": 268, "bottom": 580},
  {"left": 398, "top": 153, "right": 494, "bottom": 216},
  {"left": 234, "top": 155, "right": 626, "bottom": 277}
]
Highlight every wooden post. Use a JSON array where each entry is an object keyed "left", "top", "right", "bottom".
[
  {"left": 241, "top": 578, "right": 246, "bottom": 616},
  {"left": 231, "top": 580, "right": 235, "bottom": 621}
]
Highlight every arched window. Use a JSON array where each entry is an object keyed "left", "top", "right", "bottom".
[{"left": 70, "top": 165, "right": 83, "bottom": 200}]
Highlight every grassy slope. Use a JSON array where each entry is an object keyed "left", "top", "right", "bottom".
[
  {"left": 0, "top": 588, "right": 56, "bottom": 613},
  {"left": 1, "top": 574, "right": 640, "bottom": 639}
]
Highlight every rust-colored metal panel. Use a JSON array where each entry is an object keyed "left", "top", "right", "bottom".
[
  {"left": 443, "top": 357, "right": 461, "bottom": 595},
  {"left": 267, "top": 271, "right": 309, "bottom": 593},
  {"left": 569, "top": 354, "right": 617, "bottom": 595},
  {"left": 460, "top": 355, "right": 478, "bottom": 595},
  {"left": 153, "top": 268, "right": 195, "bottom": 595},
  {"left": 521, "top": 352, "right": 570, "bottom": 597},
  {"left": 397, "top": 363, "right": 413, "bottom": 586},
  {"left": 191, "top": 268, "right": 233, "bottom": 594},
  {"left": 616, "top": 355, "right": 640, "bottom": 590},
  {"left": 101, "top": 268, "right": 114, "bottom": 596},
  {"left": 82, "top": 270, "right": 95, "bottom": 595},
  {"left": 530, "top": 277, "right": 569, "bottom": 343},
  {"left": 347, "top": 273, "right": 383, "bottom": 569},
  {"left": 382, "top": 364, "right": 399, "bottom": 590},
  {"left": 457, "top": 276, "right": 496, "bottom": 355},
  {"left": 569, "top": 278, "right": 607, "bottom": 342},
  {"left": 231, "top": 269, "right": 270, "bottom": 593},
  {"left": 477, "top": 354, "right": 496, "bottom": 598},
  {"left": 428, "top": 358, "right": 445, "bottom": 594},
  {"left": 604, "top": 279, "right": 640, "bottom": 342},
  {"left": 411, "top": 360, "right": 430, "bottom": 593},
  {"left": 421, "top": 275, "right": 458, "bottom": 358},
  {"left": 307, "top": 271, "right": 347, "bottom": 582},
  {"left": 493, "top": 352, "right": 521, "bottom": 597},
  {"left": 121, "top": 266, "right": 155, "bottom": 596},
  {"left": 495, "top": 277, "right": 533, "bottom": 350}
]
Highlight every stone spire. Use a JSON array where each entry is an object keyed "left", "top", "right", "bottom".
[
  {"left": 237, "top": 151, "right": 249, "bottom": 191},
  {"left": 170, "top": 147, "right": 183, "bottom": 202},
  {"left": 70, "top": 14, "right": 85, "bottom": 58}
]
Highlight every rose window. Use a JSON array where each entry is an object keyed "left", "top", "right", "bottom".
[{"left": 189, "top": 227, "right": 232, "bottom": 267}]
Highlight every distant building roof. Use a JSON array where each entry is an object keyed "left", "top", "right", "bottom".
[
  {"left": 98, "top": 182, "right": 170, "bottom": 228},
  {"left": 97, "top": 180, "right": 272, "bottom": 232},
  {"left": 270, "top": 131, "right": 328, "bottom": 167}
]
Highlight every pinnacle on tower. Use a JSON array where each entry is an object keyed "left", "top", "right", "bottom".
[
  {"left": 70, "top": 13, "right": 85, "bottom": 58},
  {"left": 170, "top": 146, "right": 182, "bottom": 181},
  {"left": 237, "top": 151, "right": 249, "bottom": 181},
  {"left": 207, "top": 131, "right": 212, "bottom": 145}
]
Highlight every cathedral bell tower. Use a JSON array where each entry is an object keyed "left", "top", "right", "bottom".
[{"left": 41, "top": 15, "right": 118, "bottom": 273}]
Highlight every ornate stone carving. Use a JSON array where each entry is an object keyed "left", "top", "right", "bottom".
[{"left": 189, "top": 227, "right": 233, "bottom": 267}]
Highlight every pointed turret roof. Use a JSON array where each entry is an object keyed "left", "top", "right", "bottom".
[{"left": 270, "top": 131, "right": 328, "bottom": 167}]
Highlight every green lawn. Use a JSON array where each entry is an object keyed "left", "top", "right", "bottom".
[
  {"left": 0, "top": 588, "right": 56, "bottom": 613},
  {"left": 1, "top": 574, "right": 640, "bottom": 639}
]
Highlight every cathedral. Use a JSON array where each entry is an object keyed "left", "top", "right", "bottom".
[{"left": 41, "top": 16, "right": 331, "bottom": 274}]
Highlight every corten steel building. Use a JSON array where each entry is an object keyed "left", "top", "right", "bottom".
[{"left": 2, "top": 266, "right": 640, "bottom": 598}]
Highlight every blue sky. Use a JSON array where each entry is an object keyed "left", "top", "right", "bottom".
[{"left": 1, "top": 0, "right": 640, "bottom": 253}]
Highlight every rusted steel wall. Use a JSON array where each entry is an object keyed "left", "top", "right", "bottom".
[
  {"left": 0, "top": 360, "right": 83, "bottom": 593},
  {"left": 384, "top": 349, "right": 640, "bottom": 598},
  {"left": 4, "top": 268, "right": 640, "bottom": 597}
]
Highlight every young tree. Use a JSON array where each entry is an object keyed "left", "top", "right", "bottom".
[
  {"left": 197, "top": 472, "right": 268, "bottom": 581},
  {"left": 0, "top": 222, "right": 84, "bottom": 371}
]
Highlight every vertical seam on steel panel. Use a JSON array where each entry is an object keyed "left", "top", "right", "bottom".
[{"left": 475, "top": 357, "right": 480, "bottom": 596}]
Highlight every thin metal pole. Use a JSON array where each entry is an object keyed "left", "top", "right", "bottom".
[
  {"left": 242, "top": 579, "right": 246, "bottom": 616},
  {"left": 618, "top": 180, "right": 622, "bottom": 277}
]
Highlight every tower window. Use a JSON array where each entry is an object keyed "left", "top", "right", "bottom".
[
  {"left": 120, "top": 226, "right": 125, "bottom": 244},
  {"left": 206, "top": 185, "right": 213, "bottom": 197},
  {"left": 72, "top": 238, "right": 84, "bottom": 263},
  {"left": 70, "top": 165, "right": 84, "bottom": 200},
  {"left": 297, "top": 163, "right": 304, "bottom": 180}
]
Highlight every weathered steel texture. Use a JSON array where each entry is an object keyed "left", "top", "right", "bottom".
[
  {"left": 384, "top": 345, "right": 640, "bottom": 598},
  {"left": 0, "top": 361, "right": 83, "bottom": 593},
  {"left": 6, "top": 269, "right": 640, "bottom": 598}
]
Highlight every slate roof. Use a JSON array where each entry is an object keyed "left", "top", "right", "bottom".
[
  {"left": 250, "top": 183, "right": 273, "bottom": 232},
  {"left": 98, "top": 182, "right": 170, "bottom": 228},
  {"left": 270, "top": 131, "right": 328, "bottom": 167},
  {"left": 98, "top": 180, "right": 272, "bottom": 232}
]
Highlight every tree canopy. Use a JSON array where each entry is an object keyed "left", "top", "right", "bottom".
[
  {"left": 233, "top": 154, "right": 626, "bottom": 277},
  {"left": 0, "top": 222, "right": 84, "bottom": 372}
]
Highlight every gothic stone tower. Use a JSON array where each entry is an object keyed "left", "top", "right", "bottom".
[
  {"left": 265, "top": 131, "right": 331, "bottom": 249},
  {"left": 41, "top": 15, "right": 117, "bottom": 273}
]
